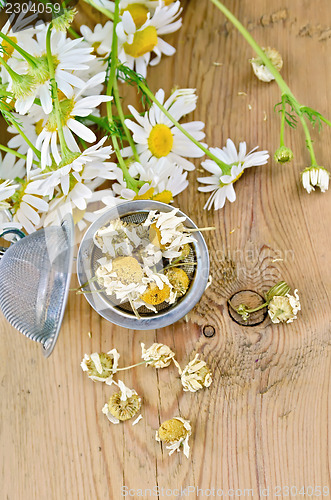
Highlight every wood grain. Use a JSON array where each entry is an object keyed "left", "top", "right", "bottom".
[{"left": 1, "top": 0, "right": 331, "bottom": 498}]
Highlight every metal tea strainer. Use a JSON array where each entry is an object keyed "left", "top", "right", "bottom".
[
  {"left": 77, "top": 200, "right": 210, "bottom": 330},
  {"left": 0, "top": 215, "right": 74, "bottom": 357}
]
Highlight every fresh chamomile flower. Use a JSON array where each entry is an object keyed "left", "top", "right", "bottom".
[
  {"left": 123, "top": 88, "right": 205, "bottom": 171},
  {"left": 102, "top": 380, "right": 142, "bottom": 423},
  {"left": 81, "top": 348, "right": 120, "bottom": 384},
  {"left": 274, "top": 145, "right": 294, "bottom": 163},
  {"left": 178, "top": 353, "right": 212, "bottom": 393},
  {"left": 250, "top": 47, "right": 283, "bottom": 83},
  {"left": 0, "top": 151, "right": 25, "bottom": 180},
  {"left": 0, "top": 178, "right": 18, "bottom": 204},
  {"left": 155, "top": 417, "right": 191, "bottom": 458},
  {"left": 116, "top": 1, "right": 182, "bottom": 77},
  {"left": 80, "top": 21, "right": 113, "bottom": 56},
  {"left": 268, "top": 289, "right": 301, "bottom": 324},
  {"left": 301, "top": 166, "right": 330, "bottom": 194},
  {"left": 127, "top": 158, "right": 189, "bottom": 198},
  {"left": 141, "top": 342, "right": 176, "bottom": 368},
  {"left": 11, "top": 177, "right": 49, "bottom": 233},
  {"left": 13, "top": 29, "right": 96, "bottom": 115},
  {"left": 7, "top": 113, "right": 39, "bottom": 156},
  {"left": 33, "top": 137, "right": 114, "bottom": 197},
  {"left": 198, "top": 139, "right": 269, "bottom": 210},
  {"left": 33, "top": 73, "right": 112, "bottom": 169}
]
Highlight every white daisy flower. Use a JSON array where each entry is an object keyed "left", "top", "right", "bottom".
[
  {"left": 32, "top": 72, "right": 112, "bottom": 169},
  {"left": 11, "top": 178, "right": 49, "bottom": 233},
  {"left": 80, "top": 21, "right": 113, "bottom": 56},
  {"left": 198, "top": 139, "right": 269, "bottom": 210},
  {"left": 33, "top": 137, "right": 115, "bottom": 197},
  {"left": 0, "top": 179, "right": 18, "bottom": 204},
  {"left": 301, "top": 166, "right": 330, "bottom": 194},
  {"left": 7, "top": 113, "right": 39, "bottom": 156},
  {"left": 123, "top": 88, "right": 205, "bottom": 172},
  {"left": 116, "top": 0, "right": 182, "bottom": 77},
  {"left": 0, "top": 152, "right": 25, "bottom": 180},
  {"left": 12, "top": 28, "right": 95, "bottom": 115},
  {"left": 127, "top": 159, "right": 188, "bottom": 197}
]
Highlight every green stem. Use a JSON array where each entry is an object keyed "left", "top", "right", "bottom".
[
  {"left": 116, "top": 360, "right": 148, "bottom": 371},
  {"left": 228, "top": 299, "right": 268, "bottom": 315},
  {"left": 83, "top": 0, "right": 114, "bottom": 19},
  {"left": 138, "top": 80, "right": 232, "bottom": 175},
  {"left": 113, "top": 77, "right": 140, "bottom": 162},
  {"left": 45, "top": 24, "right": 70, "bottom": 157},
  {"left": 0, "top": 144, "right": 31, "bottom": 162},
  {"left": 298, "top": 114, "right": 317, "bottom": 166},
  {"left": 9, "top": 118, "right": 41, "bottom": 159},
  {"left": 209, "top": 0, "right": 294, "bottom": 98},
  {"left": 106, "top": 0, "right": 142, "bottom": 191},
  {"left": 279, "top": 96, "right": 286, "bottom": 147},
  {"left": 0, "top": 32, "right": 38, "bottom": 68},
  {"left": 68, "top": 26, "right": 81, "bottom": 39}
]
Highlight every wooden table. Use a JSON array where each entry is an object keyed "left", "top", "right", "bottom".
[{"left": 1, "top": 1, "right": 331, "bottom": 498}]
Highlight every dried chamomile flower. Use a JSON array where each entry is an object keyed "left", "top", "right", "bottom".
[
  {"left": 155, "top": 417, "right": 191, "bottom": 458},
  {"left": 268, "top": 289, "right": 301, "bottom": 324},
  {"left": 81, "top": 349, "right": 120, "bottom": 384},
  {"left": 165, "top": 268, "right": 189, "bottom": 298},
  {"left": 179, "top": 353, "right": 212, "bottom": 392},
  {"left": 112, "top": 256, "right": 144, "bottom": 284},
  {"left": 250, "top": 47, "right": 283, "bottom": 82},
  {"left": 140, "top": 281, "right": 171, "bottom": 305},
  {"left": 102, "top": 380, "right": 141, "bottom": 424},
  {"left": 141, "top": 342, "right": 176, "bottom": 368}
]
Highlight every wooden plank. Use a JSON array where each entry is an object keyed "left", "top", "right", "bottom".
[{"left": 1, "top": 0, "right": 331, "bottom": 498}]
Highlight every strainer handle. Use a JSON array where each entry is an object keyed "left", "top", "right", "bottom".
[
  {"left": 0, "top": 228, "right": 25, "bottom": 257},
  {"left": 0, "top": 228, "right": 25, "bottom": 240}
]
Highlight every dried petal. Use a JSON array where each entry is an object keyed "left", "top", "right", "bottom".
[
  {"left": 156, "top": 417, "right": 191, "bottom": 458},
  {"left": 180, "top": 353, "right": 212, "bottom": 392},
  {"left": 141, "top": 342, "right": 175, "bottom": 368}
]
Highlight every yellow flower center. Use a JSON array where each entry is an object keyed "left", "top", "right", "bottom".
[
  {"left": 123, "top": 25, "right": 158, "bottom": 58},
  {"left": 164, "top": 0, "right": 174, "bottom": 4},
  {"left": 220, "top": 166, "right": 244, "bottom": 186},
  {"left": 122, "top": 3, "right": 149, "bottom": 28},
  {"left": 1, "top": 36, "right": 17, "bottom": 62},
  {"left": 45, "top": 96, "right": 75, "bottom": 132},
  {"left": 148, "top": 124, "right": 173, "bottom": 158},
  {"left": 35, "top": 119, "right": 44, "bottom": 136},
  {"left": 232, "top": 169, "right": 244, "bottom": 183}
]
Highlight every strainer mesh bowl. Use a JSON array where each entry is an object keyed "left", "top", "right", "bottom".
[
  {"left": 77, "top": 201, "right": 209, "bottom": 330},
  {"left": 90, "top": 211, "right": 197, "bottom": 316}
]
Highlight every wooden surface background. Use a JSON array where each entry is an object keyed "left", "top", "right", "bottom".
[{"left": 1, "top": 0, "right": 331, "bottom": 498}]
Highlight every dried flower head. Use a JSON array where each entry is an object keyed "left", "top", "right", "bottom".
[
  {"left": 268, "top": 289, "right": 301, "bottom": 323},
  {"left": 141, "top": 342, "right": 175, "bottom": 368},
  {"left": 155, "top": 417, "right": 191, "bottom": 458},
  {"left": 102, "top": 380, "right": 141, "bottom": 423},
  {"left": 140, "top": 281, "right": 171, "bottom": 305},
  {"left": 165, "top": 268, "right": 189, "bottom": 298},
  {"left": 112, "top": 256, "right": 144, "bottom": 284},
  {"left": 274, "top": 145, "right": 294, "bottom": 164},
  {"left": 250, "top": 47, "right": 283, "bottom": 82},
  {"left": 81, "top": 349, "right": 120, "bottom": 384},
  {"left": 179, "top": 353, "right": 212, "bottom": 392}
]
